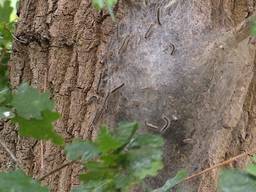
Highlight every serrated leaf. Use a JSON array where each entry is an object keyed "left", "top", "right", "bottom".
[
  {"left": 153, "top": 169, "right": 187, "bottom": 192},
  {"left": 77, "top": 123, "right": 165, "bottom": 191},
  {"left": 95, "top": 126, "right": 122, "bottom": 153},
  {"left": 128, "top": 148, "right": 163, "bottom": 179},
  {"left": 65, "top": 140, "right": 100, "bottom": 161},
  {"left": 0, "top": 106, "right": 14, "bottom": 119},
  {"left": 12, "top": 83, "right": 54, "bottom": 119},
  {"left": 219, "top": 169, "right": 256, "bottom": 192},
  {"left": 0, "top": 170, "right": 49, "bottom": 192},
  {"left": 0, "top": 0, "right": 13, "bottom": 23},
  {"left": 114, "top": 122, "right": 138, "bottom": 152},
  {"left": 12, "top": 110, "right": 64, "bottom": 145},
  {"left": 126, "top": 133, "right": 164, "bottom": 180}
]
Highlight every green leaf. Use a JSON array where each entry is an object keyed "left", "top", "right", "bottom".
[
  {"left": 128, "top": 133, "right": 164, "bottom": 149},
  {"left": 0, "top": 106, "right": 14, "bottom": 119},
  {"left": 92, "top": 0, "right": 104, "bottom": 10},
  {"left": 128, "top": 148, "right": 163, "bottom": 179},
  {"left": 114, "top": 122, "right": 138, "bottom": 152},
  {"left": 12, "top": 110, "right": 64, "bottom": 145},
  {"left": 0, "top": 88, "right": 11, "bottom": 105},
  {"left": 11, "top": 83, "right": 54, "bottom": 119},
  {"left": 0, "top": 170, "right": 49, "bottom": 192},
  {"left": 0, "top": 64, "right": 9, "bottom": 89},
  {"left": 65, "top": 140, "right": 100, "bottom": 161},
  {"left": 250, "top": 154, "right": 256, "bottom": 163},
  {"left": 0, "top": 0, "right": 13, "bottom": 23},
  {"left": 114, "top": 174, "right": 134, "bottom": 191},
  {"left": 80, "top": 167, "right": 114, "bottom": 182},
  {"left": 72, "top": 180, "right": 112, "bottom": 192},
  {"left": 106, "top": 0, "right": 117, "bottom": 19},
  {"left": 0, "top": 21, "right": 13, "bottom": 43},
  {"left": 0, "top": 50, "right": 11, "bottom": 64},
  {"left": 77, "top": 123, "right": 165, "bottom": 191},
  {"left": 106, "top": 0, "right": 117, "bottom": 7},
  {"left": 153, "top": 169, "right": 187, "bottom": 192},
  {"left": 95, "top": 126, "right": 122, "bottom": 153},
  {"left": 251, "top": 21, "right": 256, "bottom": 36},
  {"left": 126, "top": 133, "right": 164, "bottom": 180},
  {"left": 246, "top": 164, "right": 256, "bottom": 177},
  {"left": 115, "top": 122, "right": 138, "bottom": 142},
  {"left": 219, "top": 169, "right": 256, "bottom": 192}
]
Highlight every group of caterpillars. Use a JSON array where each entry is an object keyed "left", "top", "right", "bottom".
[
  {"left": 118, "top": 0, "right": 177, "bottom": 55},
  {"left": 117, "top": 1, "right": 179, "bottom": 134}
]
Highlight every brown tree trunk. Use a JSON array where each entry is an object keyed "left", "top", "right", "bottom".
[{"left": 1, "top": 0, "right": 256, "bottom": 191}]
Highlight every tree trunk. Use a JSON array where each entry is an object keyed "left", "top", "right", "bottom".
[{"left": 2, "top": 0, "right": 256, "bottom": 191}]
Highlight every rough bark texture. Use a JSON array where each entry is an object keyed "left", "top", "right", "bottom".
[{"left": 1, "top": 0, "right": 256, "bottom": 192}]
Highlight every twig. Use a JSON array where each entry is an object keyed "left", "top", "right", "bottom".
[
  {"left": 183, "top": 149, "right": 256, "bottom": 182},
  {"left": 0, "top": 138, "right": 21, "bottom": 168},
  {"left": 38, "top": 161, "right": 76, "bottom": 181}
]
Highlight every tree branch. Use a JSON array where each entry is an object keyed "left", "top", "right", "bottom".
[
  {"left": 184, "top": 149, "right": 256, "bottom": 182},
  {"left": 38, "top": 161, "right": 76, "bottom": 181}
]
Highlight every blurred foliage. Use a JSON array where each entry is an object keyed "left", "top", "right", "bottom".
[
  {"left": 251, "top": 20, "right": 256, "bottom": 36},
  {"left": 92, "top": 0, "right": 118, "bottom": 19},
  {"left": 219, "top": 155, "right": 256, "bottom": 192},
  {"left": 0, "top": 0, "right": 14, "bottom": 89},
  {"left": 0, "top": 170, "right": 49, "bottom": 192},
  {"left": 67, "top": 122, "right": 165, "bottom": 191}
]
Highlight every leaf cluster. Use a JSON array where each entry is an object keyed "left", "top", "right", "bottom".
[
  {"left": 0, "top": 83, "right": 64, "bottom": 145},
  {"left": 0, "top": 170, "right": 48, "bottom": 192},
  {"left": 65, "top": 122, "right": 165, "bottom": 191}
]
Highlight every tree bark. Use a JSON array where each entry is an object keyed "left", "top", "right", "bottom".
[{"left": 1, "top": 0, "right": 256, "bottom": 192}]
